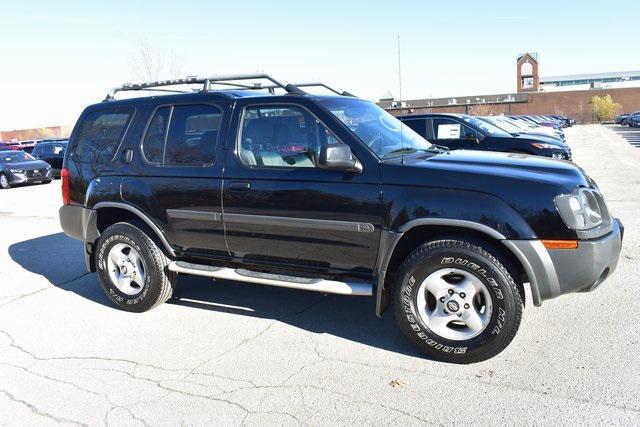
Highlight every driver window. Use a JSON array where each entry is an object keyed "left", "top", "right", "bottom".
[
  {"left": 432, "top": 118, "right": 479, "bottom": 140},
  {"left": 239, "top": 105, "right": 343, "bottom": 168}
]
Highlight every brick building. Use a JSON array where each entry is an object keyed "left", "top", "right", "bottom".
[
  {"left": 0, "top": 126, "right": 71, "bottom": 141},
  {"left": 380, "top": 53, "right": 640, "bottom": 123}
]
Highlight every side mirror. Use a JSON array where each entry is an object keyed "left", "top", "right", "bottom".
[{"left": 318, "top": 144, "right": 362, "bottom": 173}]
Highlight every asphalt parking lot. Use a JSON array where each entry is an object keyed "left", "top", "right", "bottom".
[
  {"left": 608, "top": 124, "right": 640, "bottom": 148},
  {"left": 1, "top": 124, "right": 639, "bottom": 425}
]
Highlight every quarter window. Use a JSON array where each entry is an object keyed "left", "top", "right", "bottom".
[
  {"left": 238, "top": 105, "right": 343, "bottom": 168},
  {"left": 72, "top": 109, "right": 133, "bottom": 163}
]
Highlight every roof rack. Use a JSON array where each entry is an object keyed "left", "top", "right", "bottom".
[
  {"left": 261, "top": 82, "right": 356, "bottom": 97},
  {"left": 104, "top": 73, "right": 305, "bottom": 101}
]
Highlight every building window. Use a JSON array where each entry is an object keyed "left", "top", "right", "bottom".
[{"left": 521, "top": 62, "right": 533, "bottom": 76}]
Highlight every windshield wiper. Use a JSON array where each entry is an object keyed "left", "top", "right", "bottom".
[
  {"left": 382, "top": 147, "right": 419, "bottom": 158},
  {"left": 428, "top": 144, "right": 449, "bottom": 152}
]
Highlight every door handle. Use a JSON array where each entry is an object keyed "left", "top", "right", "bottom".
[
  {"left": 229, "top": 181, "right": 251, "bottom": 191},
  {"left": 122, "top": 149, "right": 134, "bottom": 163}
]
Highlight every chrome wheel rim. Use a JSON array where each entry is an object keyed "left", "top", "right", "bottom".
[
  {"left": 416, "top": 268, "right": 493, "bottom": 341},
  {"left": 0, "top": 175, "right": 8, "bottom": 188},
  {"left": 106, "top": 243, "right": 146, "bottom": 296}
]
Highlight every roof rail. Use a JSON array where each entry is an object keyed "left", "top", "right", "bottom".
[{"left": 104, "top": 73, "right": 305, "bottom": 101}]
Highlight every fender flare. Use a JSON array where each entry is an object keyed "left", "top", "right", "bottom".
[
  {"left": 374, "top": 218, "right": 540, "bottom": 316},
  {"left": 91, "top": 201, "right": 176, "bottom": 257}
]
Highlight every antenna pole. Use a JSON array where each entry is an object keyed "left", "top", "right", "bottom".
[
  {"left": 397, "top": 35, "right": 405, "bottom": 164},
  {"left": 397, "top": 35, "right": 403, "bottom": 106}
]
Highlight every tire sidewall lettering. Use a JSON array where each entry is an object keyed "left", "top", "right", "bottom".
[
  {"left": 402, "top": 253, "right": 511, "bottom": 355},
  {"left": 97, "top": 234, "right": 151, "bottom": 305}
]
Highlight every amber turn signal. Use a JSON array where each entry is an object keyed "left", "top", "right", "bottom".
[{"left": 542, "top": 240, "right": 578, "bottom": 249}]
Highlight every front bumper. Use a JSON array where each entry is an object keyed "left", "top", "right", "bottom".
[
  {"left": 9, "top": 169, "right": 53, "bottom": 184},
  {"left": 503, "top": 219, "right": 623, "bottom": 305}
]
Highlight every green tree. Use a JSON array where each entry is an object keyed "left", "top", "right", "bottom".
[{"left": 591, "top": 95, "right": 622, "bottom": 123}]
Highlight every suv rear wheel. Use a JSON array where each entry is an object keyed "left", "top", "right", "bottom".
[
  {"left": 95, "top": 221, "right": 177, "bottom": 312},
  {"left": 393, "top": 239, "right": 523, "bottom": 364}
]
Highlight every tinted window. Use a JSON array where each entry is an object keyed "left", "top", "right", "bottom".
[
  {"left": 72, "top": 109, "right": 133, "bottom": 163},
  {"left": 33, "top": 144, "right": 66, "bottom": 157},
  {"left": 239, "top": 105, "right": 342, "bottom": 168},
  {"left": 403, "top": 119, "right": 427, "bottom": 137},
  {"left": 143, "top": 107, "right": 170, "bottom": 164},
  {"left": 165, "top": 105, "right": 221, "bottom": 166}
]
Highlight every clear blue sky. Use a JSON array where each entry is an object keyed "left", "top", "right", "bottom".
[{"left": 1, "top": 0, "right": 638, "bottom": 129}]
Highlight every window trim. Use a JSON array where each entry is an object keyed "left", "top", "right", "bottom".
[
  {"left": 70, "top": 107, "right": 136, "bottom": 164},
  {"left": 235, "top": 102, "right": 350, "bottom": 171},
  {"left": 140, "top": 102, "right": 224, "bottom": 168}
]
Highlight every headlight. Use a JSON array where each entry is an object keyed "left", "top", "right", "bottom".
[
  {"left": 532, "top": 143, "right": 558, "bottom": 149},
  {"left": 9, "top": 169, "right": 26, "bottom": 174},
  {"left": 555, "top": 188, "right": 603, "bottom": 230},
  {"left": 551, "top": 153, "right": 565, "bottom": 159}
]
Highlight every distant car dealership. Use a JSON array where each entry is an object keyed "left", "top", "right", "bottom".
[{"left": 380, "top": 53, "right": 640, "bottom": 123}]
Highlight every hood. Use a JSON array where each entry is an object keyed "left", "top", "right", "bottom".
[
  {"left": 2, "top": 160, "right": 51, "bottom": 170},
  {"left": 388, "top": 149, "right": 588, "bottom": 192},
  {"left": 516, "top": 132, "right": 565, "bottom": 145}
]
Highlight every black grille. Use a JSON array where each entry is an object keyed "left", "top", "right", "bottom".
[{"left": 27, "top": 169, "right": 44, "bottom": 178}]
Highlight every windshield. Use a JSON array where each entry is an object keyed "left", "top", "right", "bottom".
[
  {"left": 481, "top": 117, "right": 522, "bottom": 134},
  {"left": 319, "top": 98, "right": 434, "bottom": 159},
  {"left": 0, "top": 151, "right": 35, "bottom": 163},
  {"left": 460, "top": 116, "right": 511, "bottom": 137}
]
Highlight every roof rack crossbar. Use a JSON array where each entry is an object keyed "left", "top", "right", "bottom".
[{"left": 104, "top": 73, "right": 303, "bottom": 101}]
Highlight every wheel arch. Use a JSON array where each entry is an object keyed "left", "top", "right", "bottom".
[
  {"left": 375, "top": 219, "right": 532, "bottom": 316},
  {"left": 87, "top": 202, "right": 176, "bottom": 271}
]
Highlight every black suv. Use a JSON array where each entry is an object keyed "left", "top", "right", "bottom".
[
  {"left": 398, "top": 113, "right": 572, "bottom": 160},
  {"left": 31, "top": 140, "right": 68, "bottom": 178},
  {"left": 59, "top": 75, "right": 623, "bottom": 363}
]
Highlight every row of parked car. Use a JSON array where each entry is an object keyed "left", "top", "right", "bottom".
[
  {"left": 616, "top": 111, "right": 640, "bottom": 127},
  {"left": 398, "top": 113, "right": 574, "bottom": 160},
  {"left": 0, "top": 138, "right": 68, "bottom": 189}
]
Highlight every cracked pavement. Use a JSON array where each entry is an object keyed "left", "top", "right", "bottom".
[{"left": 1, "top": 125, "right": 639, "bottom": 425}]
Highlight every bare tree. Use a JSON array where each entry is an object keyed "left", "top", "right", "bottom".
[
  {"left": 129, "top": 40, "right": 184, "bottom": 82},
  {"left": 468, "top": 103, "right": 497, "bottom": 116}
]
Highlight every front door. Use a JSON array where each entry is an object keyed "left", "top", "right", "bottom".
[
  {"left": 222, "top": 100, "right": 382, "bottom": 278},
  {"left": 432, "top": 117, "right": 481, "bottom": 150}
]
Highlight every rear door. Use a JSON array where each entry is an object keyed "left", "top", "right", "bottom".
[
  {"left": 120, "top": 102, "right": 229, "bottom": 259},
  {"left": 221, "top": 99, "right": 382, "bottom": 278}
]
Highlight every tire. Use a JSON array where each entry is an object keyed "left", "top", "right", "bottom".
[
  {"left": 0, "top": 173, "right": 10, "bottom": 189},
  {"left": 393, "top": 239, "right": 523, "bottom": 364},
  {"left": 95, "top": 221, "right": 176, "bottom": 312},
  {"left": 42, "top": 179, "right": 52, "bottom": 184}
]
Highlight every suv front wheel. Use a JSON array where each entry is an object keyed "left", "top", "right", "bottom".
[
  {"left": 393, "top": 239, "right": 523, "bottom": 364},
  {"left": 95, "top": 221, "right": 177, "bottom": 312}
]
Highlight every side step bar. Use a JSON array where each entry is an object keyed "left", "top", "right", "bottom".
[{"left": 167, "top": 261, "right": 372, "bottom": 296}]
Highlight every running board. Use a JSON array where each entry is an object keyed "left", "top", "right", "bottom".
[{"left": 167, "top": 261, "right": 372, "bottom": 296}]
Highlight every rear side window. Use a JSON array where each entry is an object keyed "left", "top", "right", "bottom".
[
  {"left": 72, "top": 109, "right": 133, "bottom": 163},
  {"left": 143, "top": 104, "right": 221, "bottom": 166}
]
